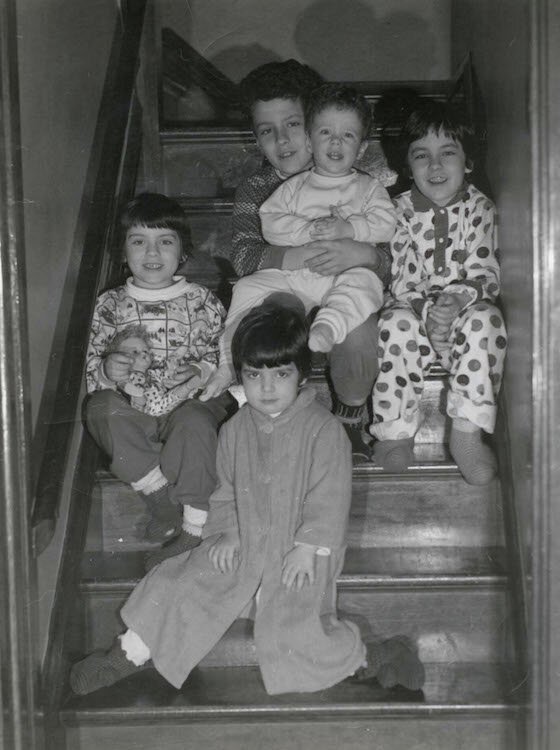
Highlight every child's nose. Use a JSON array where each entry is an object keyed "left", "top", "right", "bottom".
[
  {"left": 276, "top": 127, "right": 289, "bottom": 144},
  {"left": 261, "top": 374, "right": 274, "bottom": 393}
]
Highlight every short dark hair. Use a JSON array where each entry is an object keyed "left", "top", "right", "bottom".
[
  {"left": 120, "top": 193, "right": 193, "bottom": 259},
  {"left": 400, "top": 98, "right": 478, "bottom": 174},
  {"left": 105, "top": 324, "right": 151, "bottom": 355},
  {"left": 305, "top": 83, "right": 372, "bottom": 137},
  {"left": 231, "top": 301, "right": 311, "bottom": 381},
  {"left": 239, "top": 59, "right": 323, "bottom": 120}
]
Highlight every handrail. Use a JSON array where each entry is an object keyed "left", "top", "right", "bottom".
[
  {"left": 161, "top": 27, "right": 240, "bottom": 118},
  {"left": 30, "top": 0, "right": 149, "bottom": 556}
]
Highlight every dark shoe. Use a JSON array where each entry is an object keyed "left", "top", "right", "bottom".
[
  {"left": 144, "top": 530, "right": 202, "bottom": 572},
  {"left": 373, "top": 438, "right": 415, "bottom": 472},
  {"left": 353, "top": 636, "right": 425, "bottom": 691},
  {"left": 341, "top": 421, "right": 373, "bottom": 463},
  {"left": 70, "top": 640, "right": 151, "bottom": 695}
]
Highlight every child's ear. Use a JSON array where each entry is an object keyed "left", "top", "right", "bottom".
[
  {"left": 357, "top": 141, "right": 368, "bottom": 160},
  {"left": 465, "top": 159, "right": 474, "bottom": 175},
  {"left": 305, "top": 133, "right": 313, "bottom": 155}
]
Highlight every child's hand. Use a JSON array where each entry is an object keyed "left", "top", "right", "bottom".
[
  {"left": 281, "top": 545, "right": 316, "bottom": 591},
  {"left": 198, "top": 367, "right": 235, "bottom": 401},
  {"left": 429, "top": 293, "right": 463, "bottom": 326},
  {"left": 103, "top": 352, "right": 133, "bottom": 383},
  {"left": 309, "top": 206, "right": 353, "bottom": 241},
  {"left": 164, "top": 360, "right": 199, "bottom": 387},
  {"left": 208, "top": 531, "right": 241, "bottom": 573},
  {"left": 170, "top": 373, "right": 204, "bottom": 400},
  {"left": 425, "top": 314, "right": 450, "bottom": 353}
]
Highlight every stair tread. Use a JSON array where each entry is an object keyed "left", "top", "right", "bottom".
[
  {"left": 80, "top": 546, "right": 506, "bottom": 588},
  {"left": 60, "top": 662, "right": 521, "bottom": 725},
  {"left": 95, "top": 443, "right": 466, "bottom": 483}
]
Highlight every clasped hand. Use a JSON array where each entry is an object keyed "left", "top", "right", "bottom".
[
  {"left": 425, "top": 293, "right": 463, "bottom": 352},
  {"left": 309, "top": 205, "right": 353, "bottom": 241}
]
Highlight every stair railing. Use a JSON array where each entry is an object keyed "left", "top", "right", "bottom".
[
  {"left": 161, "top": 27, "right": 241, "bottom": 121},
  {"left": 30, "top": 0, "right": 150, "bottom": 556}
]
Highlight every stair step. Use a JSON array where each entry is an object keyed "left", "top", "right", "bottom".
[
  {"left": 61, "top": 663, "right": 521, "bottom": 750},
  {"left": 88, "top": 437, "right": 502, "bottom": 554},
  {"left": 161, "top": 131, "right": 395, "bottom": 199},
  {"left": 75, "top": 546, "right": 509, "bottom": 665}
]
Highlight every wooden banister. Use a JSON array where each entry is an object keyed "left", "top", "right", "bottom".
[{"left": 30, "top": 0, "right": 149, "bottom": 556}]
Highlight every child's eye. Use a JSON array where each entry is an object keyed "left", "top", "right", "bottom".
[
  {"left": 413, "top": 153, "right": 428, "bottom": 161},
  {"left": 246, "top": 371, "right": 259, "bottom": 379},
  {"left": 258, "top": 128, "right": 271, "bottom": 137},
  {"left": 319, "top": 128, "right": 330, "bottom": 135},
  {"left": 442, "top": 150, "right": 457, "bottom": 157},
  {"left": 344, "top": 132, "right": 356, "bottom": 140},
  {"left": 287, "top": 120, "right": 301, "bottom": 128},
  {"left": 130, "top": 238, "right": 145, "bottom": 245}
]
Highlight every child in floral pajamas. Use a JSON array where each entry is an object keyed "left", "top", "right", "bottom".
[
  {"left": 86, "top": 193, "right": 236, "bottom": 570},
  {"left": 370, "top": 99, "right": 507, "bottom": 485}
]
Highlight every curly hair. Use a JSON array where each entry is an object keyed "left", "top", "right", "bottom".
[
  {"left": 305, "top": 83, "right": 372, "bottom": 137},
  {"left": 104, "top": 324, "right": 151, "bottom": 355},
  {"left": 238, "top": 59, "right": 323, "bottom": 118}
]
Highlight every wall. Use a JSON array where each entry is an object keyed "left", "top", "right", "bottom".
[
  {"left": 451, "top": 0, "right": 532, "bottom": 660},
  {"left": 160, "top": 0, "right": 451, "bottom": 82},
  {"left": 16, "top": 0, "right": 119, "bottom": 652}
]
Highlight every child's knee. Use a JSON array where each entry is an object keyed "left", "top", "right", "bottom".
[{"left": 85, "top": 389, "right": 126, "bottom": 426}]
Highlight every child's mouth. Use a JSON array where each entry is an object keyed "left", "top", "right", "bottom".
[
  {"left": 143, "top": 263, "right": 163, "bottom": 270},
  {"left": 428, "top": 175, "right": 447, "bottom": 184},
  {"left": 327, "top": 152, "right": 343, "bottom": 160}
]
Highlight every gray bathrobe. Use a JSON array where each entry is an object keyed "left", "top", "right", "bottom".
[{"left": 121, "top": 387, "right": 365, "bottom": 694}]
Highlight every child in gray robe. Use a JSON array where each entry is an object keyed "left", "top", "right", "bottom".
[{"left": 71, "top": 301, "right": 425, "bottom": 696}]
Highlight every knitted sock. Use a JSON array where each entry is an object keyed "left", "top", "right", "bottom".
[
  {"left": 333, "top": 402, "right": 372, "bottom": 462},
  {"left": 144, "top": 530, "right": 202, "bottom": 572},
  {"left": 373, "top": 438, "right": 414, "bottom": 473},
  {"left": 140, "top": 484, "right": 182, "bottom": 542},
  {"left": 69, "top": 639, "right": 151, "bottom": 695},
  {"left": 308, "top": 321, "right": 337, "bottom": 353},
  {"left": 450, "top": 422, "right": 497, "bottom": 485},
  {"left": 353, "top": 636, "right": 425, "bottom": 691}
]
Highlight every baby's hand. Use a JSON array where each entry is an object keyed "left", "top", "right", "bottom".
[
  {"left": 103, "top": 352, "right": 133, "bottom": 383},
  {"left": 281, "top": 545, "right": 316, "bottom": 591},
  {"left": 208, "top": 531, "right": 241, "bottom": 574},
  {"left": 309, "top": 206, "right": 353, "bottom": 241}
]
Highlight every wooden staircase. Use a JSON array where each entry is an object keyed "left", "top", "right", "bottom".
[{"left": 55, "top": 34, "right": 525, "bottom": 750}]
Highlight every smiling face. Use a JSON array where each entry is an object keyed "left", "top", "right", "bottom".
[
  {"left": 407, "top": 127, "right": 471, "bottom": 206},
  {"left": 241, "top": 362, "right": 301, "bottom": 416},
  {"left": 252, "top": 97, "right": 312, "bottom": 177},
  {"left": 306, "top": 105, "right": 367, "bottom": 177},
  {"left": 125, "top": 225, "right": 182, "bottom": 289}
]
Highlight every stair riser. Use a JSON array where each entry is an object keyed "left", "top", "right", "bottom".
[
  {"left": 163, "top": 140, "right": 393, "bottom": 198},
  {"left": 77, "top": 585, "right": 509, "bottom": 666},
  {"left": 65, "top": 714, "right": 519, "bottom": 750}
]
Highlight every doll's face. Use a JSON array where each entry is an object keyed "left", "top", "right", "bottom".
[{"left": 119, "top": 336, "right": 151, "bottom": 372}]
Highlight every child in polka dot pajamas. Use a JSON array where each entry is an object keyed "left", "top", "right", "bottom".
[{"left": 370, "top": 99, "right": 507, "bottom": 485}]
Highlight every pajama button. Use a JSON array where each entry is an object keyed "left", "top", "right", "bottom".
[
  {"left": 261, "top": 423, "right": 273, "bottom": 434},
  {"left": 436, "top": 266, "right": 443, "bottom": 273}
]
